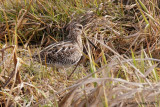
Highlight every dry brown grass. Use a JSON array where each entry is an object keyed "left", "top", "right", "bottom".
[{"left": 0, "top": 0, "right": 160, "bottom": 107}]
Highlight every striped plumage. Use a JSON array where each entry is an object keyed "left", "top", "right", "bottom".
[{"left": 33, "top": 23, "right": 83, "bottom": 68}]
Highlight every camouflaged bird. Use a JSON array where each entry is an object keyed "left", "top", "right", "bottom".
[{"left": 33, "top": 23, "right": 83, "bottom": 68}]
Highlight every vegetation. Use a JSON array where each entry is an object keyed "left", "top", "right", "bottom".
[{"left": 0, "top": 0, "right": 160, "bottom": 106}]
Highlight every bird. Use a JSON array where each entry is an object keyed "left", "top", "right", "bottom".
[{"left": 32, "top": 22, "right": 83, "bottom": 69}]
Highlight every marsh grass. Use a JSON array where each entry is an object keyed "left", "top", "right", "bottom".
[{"left": 0, "top": 0, "right": 160, "bottom": 107}]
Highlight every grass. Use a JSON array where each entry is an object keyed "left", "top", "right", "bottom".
[{"left": 1, "top": 0, "right": 160, "bottom": 106}]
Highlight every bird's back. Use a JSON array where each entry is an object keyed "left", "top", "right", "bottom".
[
  {"left": 33, "top": 41, "right": 82, "bottom": 68},
  {"left": 33, "top": 22, "right": 83, "bottom": 68}
]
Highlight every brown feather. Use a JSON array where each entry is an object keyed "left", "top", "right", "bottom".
[{"left": 33, "top": 23, "right": 83, "bottom": 68}]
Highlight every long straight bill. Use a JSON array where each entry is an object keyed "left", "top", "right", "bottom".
[{"left": 82, "top": 31, "right": 98, "bottom": 49}]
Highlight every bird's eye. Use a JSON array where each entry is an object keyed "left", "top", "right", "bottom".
[{"left": 78, "top": 26, "right": 83, "bottom": 30}]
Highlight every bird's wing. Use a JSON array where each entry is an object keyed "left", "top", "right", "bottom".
[{"left": 35, "top": 41, "right": 81, "bottom": 66}]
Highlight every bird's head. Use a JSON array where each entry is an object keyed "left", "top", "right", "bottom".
[
  {"left": 67, "top": 22, "right": 83, "bottom": 39},
  {"left": 72, "top": 23, "right": 83, "bottom": 35}
]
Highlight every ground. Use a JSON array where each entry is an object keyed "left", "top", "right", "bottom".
[{"left": 0, "top": 0, "right": 160, "bottom": 107}]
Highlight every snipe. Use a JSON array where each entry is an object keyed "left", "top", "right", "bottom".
[{"left": 32, "top": 23, "right": 83, "bottom": 69}]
